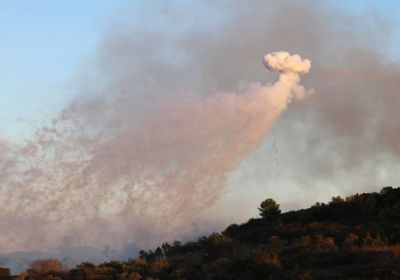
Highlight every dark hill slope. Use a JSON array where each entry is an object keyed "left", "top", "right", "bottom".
[{"left": 11, "top": 187, "right": 400, "bottom": 279}]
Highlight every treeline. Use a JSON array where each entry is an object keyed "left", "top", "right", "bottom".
[{"left": 3, "top": 186, "right": 400, "bottom": 279}]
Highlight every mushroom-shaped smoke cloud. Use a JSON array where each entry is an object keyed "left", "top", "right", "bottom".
[
  {"left": 263, "top": 51, "right": 311, "bottom": 100},
  {"left": 264, "top": 51, "right": 311, "bottom": 75}
]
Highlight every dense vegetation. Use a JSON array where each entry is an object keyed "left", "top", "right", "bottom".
[{"left": 3, "top": 186, "right": 400, "bottom": 279}]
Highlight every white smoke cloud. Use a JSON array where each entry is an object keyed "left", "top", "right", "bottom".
[{"left": 264, "top": 51, "right": 311, "bottom": 75}]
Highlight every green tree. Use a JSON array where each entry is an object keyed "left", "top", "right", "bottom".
[{"left": 258, "top": 198, "right": 281, "bottom": 220}]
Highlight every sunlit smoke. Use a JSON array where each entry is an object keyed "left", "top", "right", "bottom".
[
  {"left": 264, "top": 51, "right": 311, "bottom": 75},
  {"left": 0, "top": 51, "right": 310, "bottom": 252}
]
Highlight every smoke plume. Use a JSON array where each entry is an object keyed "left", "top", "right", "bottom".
[
  {"left": 0, "top": 51, "right": 310, "bottom": 252},
  {"left": 1, "top": 0, "right": 400, "bottom": 258}
]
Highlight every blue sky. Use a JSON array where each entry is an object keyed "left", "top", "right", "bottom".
[
  {"left": 0, "top": 1, "right": 131, "bottom": 138},
  {"left": 0, "top": 0, "right": 399, "bottom": 139}
]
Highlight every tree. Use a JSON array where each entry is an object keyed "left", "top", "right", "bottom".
[
  {"left": 154, "top": 247, "right": 164, "bottom": 260},
  {"left": 342, "top": 233, "right": 359, "bottom": 247},
  {"left": 330, "top": 196, "right": 344, "bottom": 204},
  {"left": 0, "top": 268, "right": 10, "bottom": 277},
  {"left": 31, "top": 259, "right": 67, "bottom": 274},
  {"left": 258, "top": 198, "right": 281, "bottom": 220}
]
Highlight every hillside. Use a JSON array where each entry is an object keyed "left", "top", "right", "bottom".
[{"left": 5, "top": 186, "right": 400, "bottom": 280}]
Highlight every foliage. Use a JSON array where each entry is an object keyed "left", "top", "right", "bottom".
[
  {"left": 258, "top": 198, "right": 281, "bottom": 220},
  {"left": 9, "top": 186, "right": 400, "bottom": 279}
]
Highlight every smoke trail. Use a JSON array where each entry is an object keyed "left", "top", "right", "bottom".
[{"left": 0, "top": 51, "right": 310, "bottom": 251}]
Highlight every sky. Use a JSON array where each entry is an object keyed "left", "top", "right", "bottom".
[
  {"left": 1, "top": 0, "right": 400, "bottom": 272},
  {"left": 1, "top": 1, "right": 400, "bottom": 137},
  {"left": 0, "top": 1, "right": 129, "bottom": 138}
]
